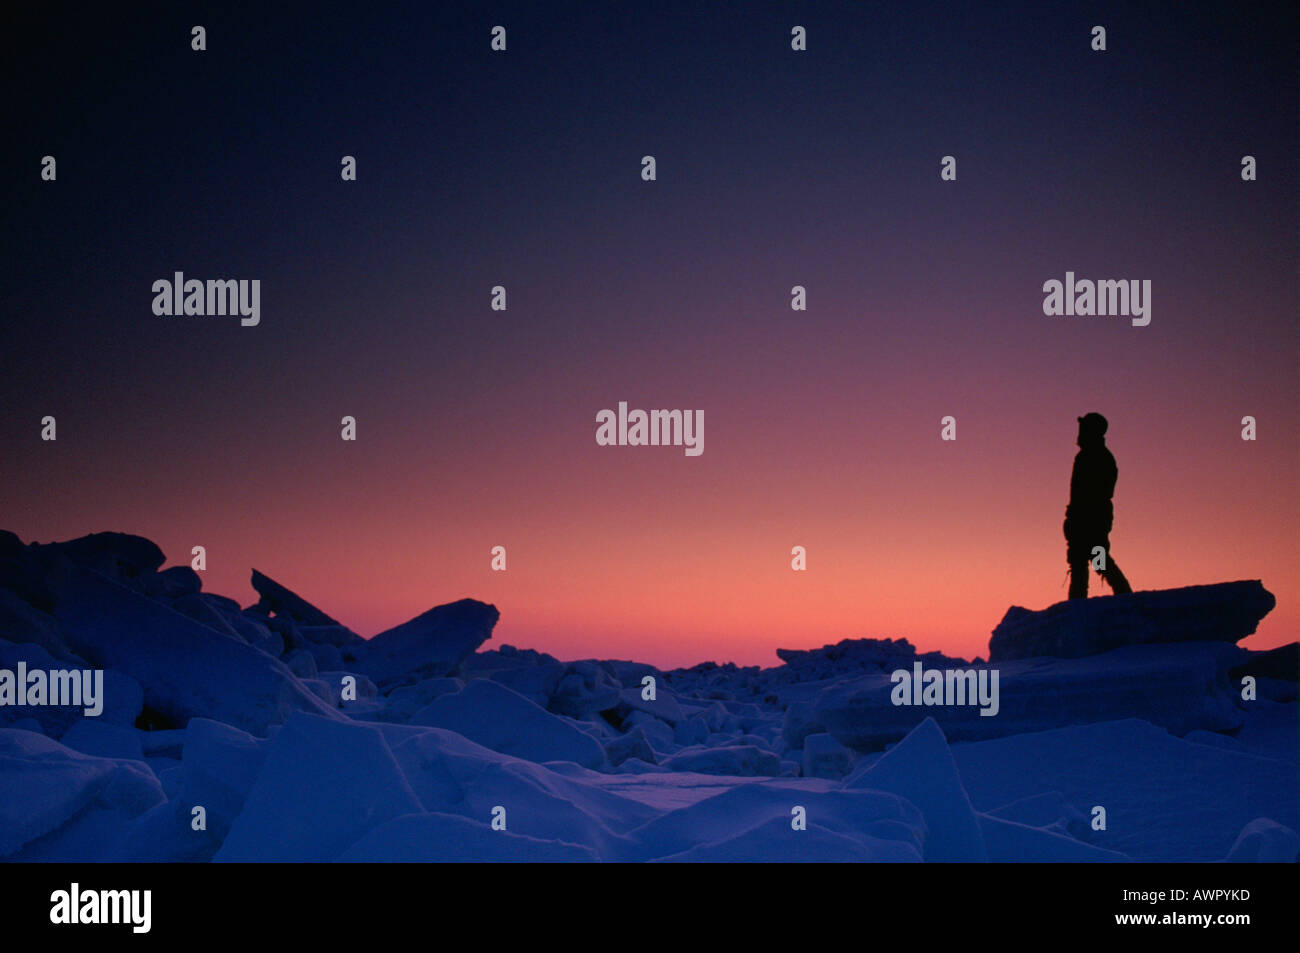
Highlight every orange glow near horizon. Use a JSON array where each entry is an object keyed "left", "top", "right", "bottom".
[{"left": 11, "top": 377, "right": 1295, "bottom": 669}]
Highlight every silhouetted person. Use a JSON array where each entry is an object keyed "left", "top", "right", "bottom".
[{"left": 1064, "top": 412, "right": 1133, "bottom": 599}]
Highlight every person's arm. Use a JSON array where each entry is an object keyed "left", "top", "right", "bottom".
[{"left": 1066, "top": 453, "right": 1083, "bottom": 516}]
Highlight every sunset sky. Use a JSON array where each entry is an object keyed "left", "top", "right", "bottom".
[{"left": 5, "top": 1, "right": 1295, "bottom": 667}]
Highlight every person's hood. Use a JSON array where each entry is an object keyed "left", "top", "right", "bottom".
[{"left": 1077, "top": 412, "right": 1108, "bottom": 445}]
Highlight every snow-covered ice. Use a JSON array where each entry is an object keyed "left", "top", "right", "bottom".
[{"left": 0, "top": 530, "right": 1294, "bottom": 862}]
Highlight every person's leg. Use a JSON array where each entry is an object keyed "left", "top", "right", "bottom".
[
  {"left": 1100, "top": 553, "right": 1132, "bottom": 595},
  {"left": 1066, "top": 531, "right": 1090, "bottom": 598},
  {"left": 1068, "top": 556, "right": 1089, "bottom": 598}
]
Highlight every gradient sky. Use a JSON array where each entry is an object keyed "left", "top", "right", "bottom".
[{"left": 4, "top": 1, "right": 1296, "bottom": 667}]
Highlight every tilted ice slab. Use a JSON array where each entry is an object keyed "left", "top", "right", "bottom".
[
  {"left": 218, "top": 714, "right": 657, "bottom": 861},
  {"left": 814, "top": 642, "right": 1245, "bottom": 751},
  {"left": 844, "top": 717, "right": 987, "bottom": 861},
  {"left": 215, "top": 713, "right": 423, "bottom": 862},
  {"left": 408, "top": 678, "right": 606, "bottom": 769},
  {"left": 0, "top": 638, "right": 143, "bottom": 735},
  {"left": 623, "top": 777, "right": 927, "bottom": 862},
  {"left": 0, "top": 727, "right": 164, "bottom": 860},
  {"left": 989, "top": 581, "right": 1275, "bottom": 662},
  {"left": 52, "top": 567, "right": 342, "bottom": 735},
  {"left": 949, "top": 718, "right": 1299, "bottom": 862},
  {"left": 358, "top": 598, "right": 499, "bottom": 687},
  {"left": 249, "top": 568, "right": 356, "bottom": 631}
]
